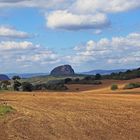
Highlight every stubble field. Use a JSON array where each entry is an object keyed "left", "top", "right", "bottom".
[{"left": 0, "top": 79, "right": 140, "bottom": 140}]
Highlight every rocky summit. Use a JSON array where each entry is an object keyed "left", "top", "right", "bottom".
[{"left": 50, "top": 65, "right": 75, "bottom": 76}]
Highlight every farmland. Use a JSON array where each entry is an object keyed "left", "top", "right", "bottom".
[{"left": 0, "top": 79, "right": 140, "bottom": 140}]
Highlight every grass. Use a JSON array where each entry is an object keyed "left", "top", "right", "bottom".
[{"left": 0, "top": 105, "right": 14, "bottom": 116}]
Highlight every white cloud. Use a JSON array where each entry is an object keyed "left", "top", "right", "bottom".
[
  {"left": 0, "top": 0, "right": 71, "bottom": 9},
  {"left": 67, "top": 32, "right": 140, "bottom": 67},
  {"left": 0, "top": 41, "right": 34, "bottom": 51},
  {"left": 73, "top": 0, "right": 140, "bottom": 14},
  {"left": 47, "top": 10, "right": 110, "bottom": 30},
  {"left": 0, "top": 26, "right": 31, "bottom": 39},
  {"left": 45, "top": 0, "right": 140, "bottom": 31},
  {"left": 0, "top": 41, "right": 60, "bottom": 72},
  {"left": 0, "top": 0, "right": 139, "bottom": 13},
  {"left": 0, "top": 0, "right": 139, "bottom": 31}
]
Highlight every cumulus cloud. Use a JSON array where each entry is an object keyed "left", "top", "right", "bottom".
[
  {"left": 0, "top": 41, "right": 60, "bottom": 72},
  {"left": 0, "top": 26, "right": 31, "bottom": 39},
  {"left": 0, "top": 0, "right": 139, "bottom": 31},
  {"left": 45, "top": 0, "right": 140, "bottom": 31},
  {"left": 73, "top": 0, "right": 140, "bottom": 14},
  {"left": 66, "top": 32, "right": 140, "bottom": 67},
  {"left": 0, "top": 0, "right": 71, "bottom": 9},
  {"left": 0, "top": 0, "right": 139, "bottom": 13},
  {"left": 47, "top": 10, "right": 110, "bottom": 30}
]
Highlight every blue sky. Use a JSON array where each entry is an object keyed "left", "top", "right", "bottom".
[{"left": 0, "top": 0, "right": 140, "bottom": 73}]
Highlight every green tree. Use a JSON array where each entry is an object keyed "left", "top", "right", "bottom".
[
  {"left": 12, "top": 75, "right": 21, "bottom": 91},
  {"left": 95, "top": 74, "right": 101, "bottom": 80},
  {"left": 12, "top": 76, "right": 21, "bottom": 80},
  {"left": 21, "top": 82, "right": 33, "bottom": 92}
]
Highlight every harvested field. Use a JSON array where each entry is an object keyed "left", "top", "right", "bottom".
[{"left": 0, "top": 79, "right": 140, "bottom": 140}]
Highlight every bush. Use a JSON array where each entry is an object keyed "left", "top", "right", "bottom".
[
  {"left": 74, "top": 78, "right": 80, "bottom": 82},
  {"left": 21, "top": 82, "right": 33, "bottom": 92},
  {"left": 95, "top": 74, "right": 101, "bottom": 80},
  {"left": 46, "top": 80, "right": 68, "bottom": 91},
  {"left": 34, "top": 83, "right": 47, "bottom": 90},
  {"left": 111, "top": 84, "right": 118, "bottom": 90},
  {"left": 124, "top": 82, "right": 140, "bottom": 89},
  {"left": 84, "top": 76, "right": 92, "bottom": 81},
  {"left": 93, "top": 81, "right": 102, "bottom": 85},
  {"left": 64, "top": 78, "right": 72, "bottom": 84},
  {"left": 46, "top": 83, "right": 68, "bottom": 91},
  {"left": 12, "top": 76, "right": 21, "bottom": 80}
]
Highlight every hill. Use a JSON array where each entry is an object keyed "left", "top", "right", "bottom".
[
  {"left": 83, "top": 69, "right": 127, "bottom": 75},
  {"left": 7, "top": 73, "right": 49, "bottom": 79},
  {"left": 50, "top": 65, "right": 75, "bottom": 76},
  {"left": 0, "top": 74, "right": 10, "bottom": 81}
]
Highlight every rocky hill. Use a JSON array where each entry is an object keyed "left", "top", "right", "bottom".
[{"left": 50, "top": 65, "right": 75, "bottom": 76}]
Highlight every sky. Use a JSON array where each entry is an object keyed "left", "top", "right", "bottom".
[{"left": 0, "top": 0, "right": 140, "bottom": 73}]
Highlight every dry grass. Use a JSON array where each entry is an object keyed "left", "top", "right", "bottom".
[{"left": 0, "top": 79, "right": 140, "bottom": 140}]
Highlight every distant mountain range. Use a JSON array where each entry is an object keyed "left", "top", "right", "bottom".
[
  {"left": 1, "top": 69, "right": 130, "bottom": 79},
  {"left": 6, "top": 69, "right": 128, "bottom": 79},
  {"left": 7, "top": 73, "right": 49, "bottom": 79},
  {"left": 82, "top": 69, "right": 127, "bottom": 75}
]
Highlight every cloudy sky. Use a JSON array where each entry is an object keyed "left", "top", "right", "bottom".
[{"left": 0, "top": 0, "right": 140, "bottom": 73}]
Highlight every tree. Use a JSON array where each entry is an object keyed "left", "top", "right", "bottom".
[
  {"left": 0, "top": 80, "right": 11, "bottom": 90},
  {"left": 64, "top": 78, "right": 72, "bottom": 84},
  {"left": 12, "top": 76, "right": 21, "bottom": 80},
  {"left": 12, "top": 76, "right": 21, "bottom": 91},
  {"left": 21, "top": 82, "right": 33, "bottom": 92},
  {"left": 95, "top": 74, "right": 101, "bottom": 80},
  {"left": 13, "top": 80, "right": 21, "bottom": 91}
]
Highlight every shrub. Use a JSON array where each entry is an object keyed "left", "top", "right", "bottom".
[
  {"left": 84, "top": 76, "right": 93, "bottom": 81},
  {"left": 21, "top": 82, "right": 33, "bottom": 92},
  {"left": 64, "top": 78, "right": 72, "bottom": 84},
  {"left": 46, "top": 80, "right": 68, "bottom": 91},
  {"left": 74, "top": 78, "right": 80, "bottom": 82},
  {"left": 124, "top": 82, "right": 140, "bottom": 89},
  {"left": 0, "top": 80, "right": 11, "bottom": 90},
  {"left": 95, "top": 74, "right": 101, "bottom": 80},
  {"left": 12, "top": 76, "right": 21, "bottom": 80},
  {"left": 46, "top": 83, "right": 68, "bottom": 91},
  {"left": 111, "top": 84, "right": 118, "bottom": 90},
  {"left": 34, "top": 83, "right": 47, "bottom": 90},
  {"left": 47, "top": 80, "right": 65, "bottom": 85}
]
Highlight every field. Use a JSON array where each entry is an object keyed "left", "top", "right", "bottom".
[{"left": 0, "top": 79, "right": 140, "bottom": 140}]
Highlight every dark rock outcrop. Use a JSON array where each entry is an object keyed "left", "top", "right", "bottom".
[
  {"left": 0, "top": 74, "right": 10, "bottom": 81},
  {"left": 50, "top": 65, "right": 75, "bottom": 76}
]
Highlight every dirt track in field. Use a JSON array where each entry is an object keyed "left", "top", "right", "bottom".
[{"left": 0, "top": 79, "right": 140, "bottom": 140}]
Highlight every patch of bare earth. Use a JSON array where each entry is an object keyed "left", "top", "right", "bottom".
[{"left": 0, "top": 79, "right": 140, "bottom": 140}]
